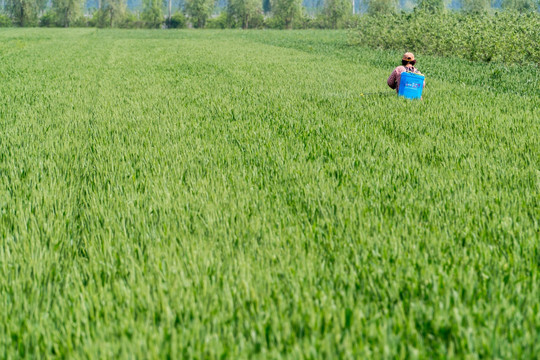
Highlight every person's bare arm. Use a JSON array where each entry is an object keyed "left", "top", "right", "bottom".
[{"left": 387, "top": 69, "right": 398, "bottom": 89}]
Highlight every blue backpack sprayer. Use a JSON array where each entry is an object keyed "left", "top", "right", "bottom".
[{"left": 398, "top": 71, "right": 425, "bottom": 100}]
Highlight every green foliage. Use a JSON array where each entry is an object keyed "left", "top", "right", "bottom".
[
  {"left": 350, "top": 11, "right": 540, "bottom": 65},
  {"left": 461, "top": 0, "right": 490, "bottom": 13},
  {"left": 100, "top": 0, "right": 127, "bottom": 27},
  {"left": 89, "top": 9, "right": 106, "bottom": 27},
  {"left": 71, "top": 15, "right": 89, "bottom": 26},
  {"left": 118, "top": 11, "right": 145, "bottom": 27},
  {"left": 0, "top": 13, "right": 13, "bottom": 27},
  {"left": 36, "top": 0, "right": 49, "bottom": 13},
  {"left": 227, "top": 0, "right": 262, "bottom": 28},
  {"left": 141, "top": 0, "right": 164, "bottom": 28},
  {"left": 323, "top": 0, "right": 352, "bottom": 28},
  {"left": 416, "top": 0, "right": 444, "bottom": 12},
  {"left": 263, "top": 13, "right": 285, "bottom": 27},
  {"left": 295, "top": 13, "right": 328, "bottom": 28},
  {"left": 248, "top": 11, "right": 264, "bottom": 27},
  {"left": 88, "top": 9, "right": 103, "bottom": 26},
  {"left": 52, "top": 0, "right": 83, "bottom": 27},
  {"left": 5, "top": 0, "right": 38, "bottom": 26},
  {"left": 206, "top": 11, "right": 231, "bottom": 27},
  {"left": 0, "top": 29, "right": 538, "bottom": 359},
  {"left": 39, "top": 10, "right": 57, "bottom": 26},
  {"left": 365, "top": 0, "right": 398, "bottom": 14},
  {"left": 167, "top": 11, "right": 187, "bottom": 27},
  {"left": 502, "top": 0, "right": 537, "bottom": 12},
  {"left": 184, "top": 0, "right": 214, "bottom": 27},
  {"left": 271, "top": 0, "right": 302, "bottom": 28}
]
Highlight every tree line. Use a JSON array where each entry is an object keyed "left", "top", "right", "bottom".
[{"left": 0, "top": 0, "right": 537, "bottom": 29}]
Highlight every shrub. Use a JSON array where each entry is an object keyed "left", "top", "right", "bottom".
[
  {"left": 71, "top": 16, "right": 89, "bottom": 27},
  {"left": 295, "top": 14, "right": 326, "bottom": 28},
  {"left": 39, "top": 10, "right": 57, "bottom": 26},
  {"left": 263, "top": 14, "right": 284, "bottom": 28},
  {"left": 0, "top": 13, "right": 13, "bottom": 27},
  {"left": 206, "top": 12, "right": 230, "bottom": 28},
  {"left": 167, "top": 11, "right": 187, "bottom": 28},
  {"left": 118, "top": 12, "right": 145, "bottom": 28},
  {"left": 88, "top": 9, "right": 109, "bottom": 27},
  {"left": 248, "top": 12, "right": 264, "bottom": 27}
]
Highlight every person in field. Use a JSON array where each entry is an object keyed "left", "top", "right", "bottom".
[{"left": 387, "top": 52, "right": 425, "bottom": 94}]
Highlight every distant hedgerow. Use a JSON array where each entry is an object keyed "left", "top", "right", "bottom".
[{"left": 350, "top": 11, "right": 540, "bottom": 65}]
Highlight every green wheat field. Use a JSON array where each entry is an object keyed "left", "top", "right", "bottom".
[{"left": 0, "top": 29, "right": 539, "bottom": 358}]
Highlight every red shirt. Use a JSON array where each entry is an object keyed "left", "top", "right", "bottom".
[{"left": 387, "top": 65, "right": 425, "bottom": 93}]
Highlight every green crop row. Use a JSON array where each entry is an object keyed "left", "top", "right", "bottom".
[
  {"left": 349, "top": 11, "right": 540, "bottom": 65},
  {"left": 0, "top": 29, "right": 538, "bottom": 358}
]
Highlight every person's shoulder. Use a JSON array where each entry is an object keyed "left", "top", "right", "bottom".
[{"left": 394, "top": 65, "right": 406, "bottom": 72}]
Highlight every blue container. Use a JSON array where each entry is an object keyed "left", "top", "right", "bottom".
[{"left": 398, "top": 72, "right": 425, "bottom": 99}]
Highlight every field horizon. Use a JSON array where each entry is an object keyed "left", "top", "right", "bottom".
[{"left": 0, "top": 29, "right": 539, "bottom": 358}]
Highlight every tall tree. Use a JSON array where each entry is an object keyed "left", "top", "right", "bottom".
[
  {"left": 185, "top": 0, "right": 214, "bottom": 27},
  {"left": 53, "top": 0, "right": 83, "bottom": 26},
  {"left": 102, "top": 0, "right": 127, "bottom": 26},
  {"left": 271, "top": 0, "right": 302, "bottom": 28},
  {"left": 6, "top": 0, "right": 37, "bottom": 26},
  {"left": 323, "top": 0, "right": 351, "bottom": 28},
  {"left": 36, "top": 0, "right": 48, "bottom": 15},
  {"left": 142, "top": 0, "right": 164, "bottom": 27},
  {"left": 228, "top": 0, "right": 261, "bottom": 28}
]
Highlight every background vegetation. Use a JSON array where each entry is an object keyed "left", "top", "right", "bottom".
[
  {"left": 0, "top": 0, "right": 538, "bottom": 29},
  {"left": 0, "top": 28, "right": 538, "bottom": 358},
  {"left": 349, "top": 11, "right": 540, "bottom": 65}
]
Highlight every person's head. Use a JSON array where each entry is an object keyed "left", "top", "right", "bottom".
[{"left": 401, "top": 52, "right": 416, "bottom": 66}]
